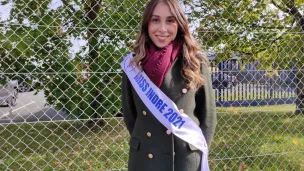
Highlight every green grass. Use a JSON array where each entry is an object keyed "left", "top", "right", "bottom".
[
  {"left": 0, "top": 105, "right": 303, "bottom": 171},
  {"left": 0, "top": 119, "right": 129, "bottom": 171},
  {"left": 211, "top": 105, "right": 304, "bottom": 171}
]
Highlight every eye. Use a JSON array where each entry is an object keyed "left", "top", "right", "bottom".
[
  {"left": 151, "top": 18, "right": 159, "bottom": 23},
  {"left": 167, "top": 18, "right": 176, "bottom": 23}
]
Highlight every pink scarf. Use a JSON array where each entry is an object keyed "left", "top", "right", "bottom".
[{"left": 142, "top": 41, "right": 182, "bottom": 87}]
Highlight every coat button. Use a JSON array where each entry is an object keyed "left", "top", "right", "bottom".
[
  {"left": 179, "top": 109, "right": 184, "bottom": 114},
  {"left": 166, "top": 130, "right": 171, "bottom": 135},
  {"left": 182, "top": 88, "right": 187, "bottom": 93},
  {"left": 147, "top": 132, "right": 152, "bottom": 137},
  {"left": 143, "top": 111, "right": 147, "bottom": 115},
  {"left": 148, "top": 153, "right": 153, "bottom": 159}
]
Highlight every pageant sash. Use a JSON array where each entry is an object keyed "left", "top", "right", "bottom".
[{"left": 121, "top": 53, "right": 209, "bottom": 171}]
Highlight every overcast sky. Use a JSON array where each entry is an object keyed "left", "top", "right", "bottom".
[{"left": 0, "top": 2, "right": 12, "bottom": 21}]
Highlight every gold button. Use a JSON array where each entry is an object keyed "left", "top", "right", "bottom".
[
  {"left": 166, "top": 130, "right": 171, "bottom": 135},
  {"left": 182, "top": 88, "right": 187, "bottom": 93},
  {"left": 148, "top": 153, "right": 153, "bottom": 159},
  {"left": 179, "top": 109, "right": 184, "bottom": 114},
  {"left": 147, "top": 132, "right": 152, "bottom": 137},
  {"left": 143, "top": 111, "right": 147, "bottom": 115}
]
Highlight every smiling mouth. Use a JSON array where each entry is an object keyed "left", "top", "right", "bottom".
[
  {"left": 156, "top": 35, "right": 169, "bottom": 41},
  {"left": 157, "top": 35, "right": 168, "bottom": 38}
]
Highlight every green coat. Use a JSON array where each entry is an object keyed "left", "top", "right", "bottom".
[{"left": 121, "top": 56, "right": 217, "bottom": 171}]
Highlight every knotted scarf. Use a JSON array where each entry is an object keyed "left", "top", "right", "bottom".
[{"left": 141, "top": 41, "right": 182, "bottom": 87}]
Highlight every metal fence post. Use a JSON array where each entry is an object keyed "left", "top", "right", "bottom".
[{"left": 8, "top": 82, "right": 13, "bottom": 116}]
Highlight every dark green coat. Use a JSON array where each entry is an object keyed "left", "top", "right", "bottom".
[{"left": 121, "top": 56, "right": 217, "bottom": 171}]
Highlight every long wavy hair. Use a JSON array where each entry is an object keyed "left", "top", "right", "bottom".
[{"left": 132, "top": 0, "right": 209, "bottom": 90}]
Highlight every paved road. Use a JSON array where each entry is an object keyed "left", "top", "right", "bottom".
[{"left": 0, "top": 91, "right": 68, "bottom": 123}]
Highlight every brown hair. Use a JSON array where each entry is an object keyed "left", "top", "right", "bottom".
[{"left": 132, "top": 0, "right": 209, "bottom": 90}]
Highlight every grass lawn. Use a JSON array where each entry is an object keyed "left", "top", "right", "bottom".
[
  {"left": 212, "top": 105, "right": 304, "bottom": 171},
  {"left": 0, "top": 104, "right": 303, "bottom": 171}
]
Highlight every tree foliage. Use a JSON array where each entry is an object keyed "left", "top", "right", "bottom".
[
  {"left": 184, "top": 0, "right": 304, "bottom": 113},
  {"left": 3, "top": 0, "right": 304, "bottom": 116},
  {"left": 0, "top": 0, "right": 147, "bottom": 118},
  {"left": 184, "top": 0, "right": 304, "bottom": 70}
]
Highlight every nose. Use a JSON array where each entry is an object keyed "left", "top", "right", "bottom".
[{"left": 159, "top": 22, "right": 167, "bottom": 33}]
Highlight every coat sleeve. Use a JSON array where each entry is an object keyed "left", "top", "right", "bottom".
[
  {"left": 194, "top": 65, "right": 217, "bottom": 147},
  {"left": 121, "top": 71, "right": 137, "bottom": 135}
]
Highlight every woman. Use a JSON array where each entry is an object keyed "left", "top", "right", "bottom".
[{"left": 121, "top": 0, "right": 217, "bottom": 170}]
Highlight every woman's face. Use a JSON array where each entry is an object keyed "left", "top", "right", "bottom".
[{"left": 148, "top": 2, "right": 178, "bottom": 48}]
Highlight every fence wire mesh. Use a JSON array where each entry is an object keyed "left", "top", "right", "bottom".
[{"left": 0, "top": 0, "right": 304, "bottom": 170}]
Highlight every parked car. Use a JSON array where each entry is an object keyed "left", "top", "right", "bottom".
[
  {"left": 0, "top": 80, "right": 18, "bottom": 106},
  {"left": 212, "top": 72, "right": 238, "bottom": 89},
  {"left": 17, "top": 75, "right": 42, "bottom": 92},
  {"left": 18, "top": 80, "right": 34, "bottom": 92}
]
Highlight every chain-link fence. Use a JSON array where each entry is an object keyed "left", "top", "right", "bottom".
[{"left": 0, "top": 0, "right": 303, "bottom": 170}]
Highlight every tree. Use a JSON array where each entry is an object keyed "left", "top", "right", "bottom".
[
  {"left": 185, "top": 0, "right": 304, "bottom": 114},
  {"left": 0, "top": 0, "right": 147, "bottom": 122}
]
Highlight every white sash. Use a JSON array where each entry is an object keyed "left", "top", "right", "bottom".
[{"left": 121, "top": 53, "right": 209, "bottom": 171}]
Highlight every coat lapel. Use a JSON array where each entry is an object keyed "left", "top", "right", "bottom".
[{"left": 160, "top": 57, "right": 186, "bottom": 103}]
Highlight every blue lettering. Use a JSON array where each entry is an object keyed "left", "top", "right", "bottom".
[
  {"left": 139, "top": 79, "right": 146, "bottom": 89},
  {"left": 137, "top": 76, "right": 144, "bottom": 85},
  {"left": 147, "top": 89, "right": 155, "bottom": 100},
  {"left": 151, "top": 94, "right": 159, "bottom": 104},
  {"left": 142, "top": 83, "right": 149, "bottom": 92},
  {"left": 134, "top": 73, "right": 141, "bottom": 82},
  {"left": 159, "top": 103, "right": 168, "bottom": 113},
  {"left": 146, "top": 88, "right": 152, "bottom": 96},
  {"left": 155, "top": 99, "right": 163, "bottom": 110}
]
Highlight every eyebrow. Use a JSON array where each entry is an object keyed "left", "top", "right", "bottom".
[{"left": 151, "top": 15, "right": 175, "bottom": 18}]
